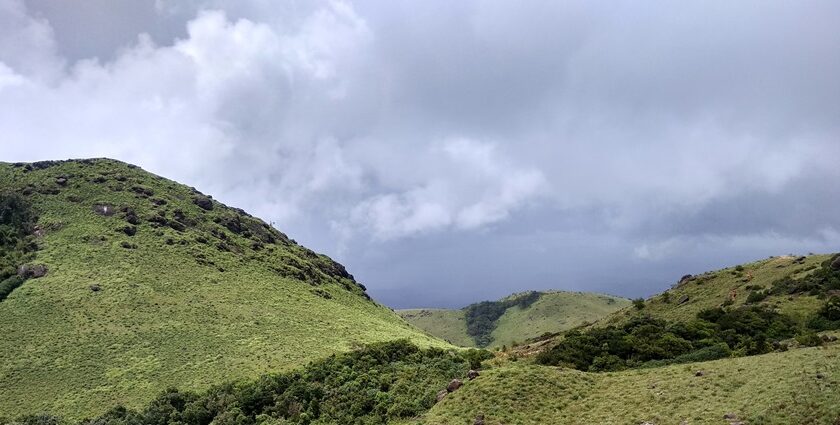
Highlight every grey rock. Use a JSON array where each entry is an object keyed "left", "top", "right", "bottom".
[
  {"left": 17, "top": 264, "right": 48, "bottom": 279},
  {"left": 446, "top": 378, "right": 462, "bottom": 392}
]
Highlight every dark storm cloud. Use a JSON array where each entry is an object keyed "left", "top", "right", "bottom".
[{"left": 2, "top": 0, "right": 839, "bottom": 307}]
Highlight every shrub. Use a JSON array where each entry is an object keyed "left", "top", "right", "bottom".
[
  {"left": 745, "top": 290, "right": 768, "bottom": 304},
  {"left": 795, "top": 332, "right": 823, "bottom": 347},
  {"left": 632, "top": 298, "right": 645, "bottom": 310},
  {"left": 461, "top": 348, "right": 494, "bottom": 370},
  {"left": 537, "top": 306, "right": 797, "bottom": 371}
]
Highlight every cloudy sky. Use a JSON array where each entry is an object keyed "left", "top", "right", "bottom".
[{"left": 1, "top": 0, "right": 839, "bottom": 308}]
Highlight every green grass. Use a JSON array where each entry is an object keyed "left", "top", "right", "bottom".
[
  {"left": 602, "top": 254, "right": 833, "bottom": 328},
  {"left": 0, "top": 159, "right": 447, "bottom": 419},
  {"left": 397, "top": 309, "right": 475, "bottom": 347},
  {"left": 416, "top": 338, "right": 840, "bottom": 424},
  {"left": 399, "top": 292, "right": 629, "bottom": 348}
]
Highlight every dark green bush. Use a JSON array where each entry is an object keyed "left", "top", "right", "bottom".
[
  {"left": 536, "top": 306, "right": 798, "bottom": 371},
  {"left": 632, "top": 298, "right": 645, "bottom": 310},
  {"left": 461, "top": 348, "right": 494, "bottom": 370},
  {"left": 0, "top": 192, "right": 38, "bottom": 301},
  {"left": 745, "top": 290, "right": 768, "bottom": 304}
]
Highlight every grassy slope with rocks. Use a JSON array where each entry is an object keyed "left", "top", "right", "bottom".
[
  {"left": 0, "top": 159, "right": 445, "bottom": 419},
  {"left": 399, "top": 291, "right": 629, "bottom": 348}
]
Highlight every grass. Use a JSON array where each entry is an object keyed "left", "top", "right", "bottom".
[
  {"left": 415, "top": 337, "right": 840, "bottom": 424},
  {"left": 397, "top": 309, "right": 475, "bottom": 347},
  {"left": 603, "top": 254, "right": 833, "bottom": 327},
  {"left": 398, "top": 292, "right": 629, "bottom": 348},
  {"left": 0, "top": 159, "right": 447, "bottom": 420}
]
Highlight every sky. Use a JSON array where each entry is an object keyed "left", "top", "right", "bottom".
[{"left": 1, "top": 0, "right": 839, "bottom": 308}]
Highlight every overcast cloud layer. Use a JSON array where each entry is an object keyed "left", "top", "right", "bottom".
[{"left": 2, "top": 0, "right": 839, "bottom": 308}]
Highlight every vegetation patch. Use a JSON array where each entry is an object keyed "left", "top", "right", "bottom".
[
  {"left": 535, "top": 304, "right": 830, "bottom": 371},
  {"left": 0, "top": 340, "right": 487, "bottom": 425},
  {"left": 0, "top": 192, "right": 38, "bottom": 301},
  {"left": 465, "top": 292, "right": 542, "bottom": 347}
]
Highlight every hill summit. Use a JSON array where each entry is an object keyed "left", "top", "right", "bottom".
[{"left": 0, "top": 159, "right": 443, "bottom": 419}]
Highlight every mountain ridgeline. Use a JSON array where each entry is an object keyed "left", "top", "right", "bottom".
[
  {"left": 0, "top": 159, "right": 445, "bottom": 419},
  {"left": 399, "top": 291, "right": 630, "bottom": 348}
]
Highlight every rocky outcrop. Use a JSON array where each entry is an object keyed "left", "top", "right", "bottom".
[{"left": 17, "top": 264, "right": 48, "bottom": 279}]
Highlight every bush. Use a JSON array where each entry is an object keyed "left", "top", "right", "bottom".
[
  {"left": 632, "top": 298, "right": 645, "bottom": 310},
  {"left": 461, "top": 349, "right": 494, "bottom": 370},
  {"left": 536, "top": 306, "right": 797, "bottom": 371},
  {"left": 745, "top": 290, "right": 768, "bottom": 304},
  {"left": 795, "top": 332, "right": 823, "bottom": 347},
  {"left": 0, "top": 276, "right": 25, "bottom": 301}
]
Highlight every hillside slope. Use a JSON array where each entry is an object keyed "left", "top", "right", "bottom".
[
  {"left": 417, "top": 337, "right": 840, "bottom": 424},
  {"left": 399, "top": 291, "right": 629, "bottom": 348},
  {"left": 604, "top": 253, "right": 835, "bottom": 327},
  {"left": 0, "top": 159, "right": 445, "bottom": 419},
  {"left": 416, "top": 254, "right": 840, "bottom": 424}
]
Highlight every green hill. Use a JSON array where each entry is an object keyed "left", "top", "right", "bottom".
[
  {"left": 604, "top": 253, "right": 836, "bottom": 327},
  {"left": 399, "top": 291, "right": 630, "bottom": 348},
  {"left": 412, "top": 254, "right": 840, "bottom": 424},
  {"left": 0, "top": 159, "right": 445, "bottom": 419}
]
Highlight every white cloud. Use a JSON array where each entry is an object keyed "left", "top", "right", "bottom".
[
  {"left": 344, "top": 138, "right": 546, "bottom": 240},
  {"left": 1, "top": 0, "right": 839, "bottom": 305}
]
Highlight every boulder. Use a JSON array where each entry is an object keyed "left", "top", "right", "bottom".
[
  {"left": 436, "top": 389, "right": 448, "bottom": 402},
  {"left": 92, "top": 204, "right": 116, "bottom": 216},
  {"left": 17, "top": 264, "right": 48, "bottom": 279},
  {"left": 831, "top": 255, "right": 840, "bottom": 271},
  {"left": 679, "top": 274, "right": 693, "bottom": 283},
  {"left": 89, "top": 284, "right": 101, "bottom": 292},
  {"left": 121, "top": 226, "right": 137, "bottom": 236},
  {"left": 678, "top": 294, "right": 690, "bottom": 305},
  {"left": 473, "top": 414, "right": 485, "bottom": 425},
  {"left": 55, "top": 176, "right": 68, "bottom": 186},
  {"left": 694, "top": 370, "right": 705, "bottom": 377},
  {"left": 467, "top": 369, "right": 480, "bottom": 380},
  {"left": 446, "top": 378, "right": 462, "bottom": 392},
  {"left": 193, "top": 196, "right": 214, "bottom": 211}
]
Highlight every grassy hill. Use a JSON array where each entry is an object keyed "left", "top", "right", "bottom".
[
  {"left": 416, "top": 335, "right": 840, "bottom": 424},
  {"left": 399, "top": 291, "right": 630, "bottom": 348},
  {"left": 604, "top": 254, "right": 835, "bottom": 327},
  {"left": 408, "top": 253, "right": 840, "bottom": 424},
  {"left": 0, "top": 159, "right": 445, "bottom": 419}
]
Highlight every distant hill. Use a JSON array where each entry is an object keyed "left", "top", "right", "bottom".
[
  {"left": 0, "top": 159, "right": 445, "bottom": 419},
  {"left": 399, "top": 291, "right": 630, "bottom": 348}
]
